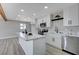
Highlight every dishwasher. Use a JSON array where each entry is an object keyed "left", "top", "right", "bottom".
[{"left": 62, "top": 36, "right": 79, "bottom": 55}]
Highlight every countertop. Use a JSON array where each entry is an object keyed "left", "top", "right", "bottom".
[
  {"left": 19, "top": 32, "right": 46, "bottom": 41},
  {"left": 65, "top": 35, "right": 79, "bottom": 37}
]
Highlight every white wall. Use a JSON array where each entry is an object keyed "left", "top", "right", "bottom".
[
  {"left": 0, "top": 16, "right": 35, "bottom": 39},
  {"left": 0, "top": 17, "right": 20, "bottom": 39}
]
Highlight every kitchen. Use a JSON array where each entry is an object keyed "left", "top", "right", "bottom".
[{"left": 0, "top": 3, "right": 79, "bottom": 55}]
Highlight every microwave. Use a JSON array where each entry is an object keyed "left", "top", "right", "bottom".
[{"left": 40, "top": 22, "right": 46, "bottom": 28}]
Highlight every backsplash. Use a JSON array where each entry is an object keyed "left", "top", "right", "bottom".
[{"left": 65, "top": 26, "right": 79, "bottom": 33}]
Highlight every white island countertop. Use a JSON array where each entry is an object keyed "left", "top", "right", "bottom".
[{"left": 19, "top": 32, "right": 46, "bottom": 41}]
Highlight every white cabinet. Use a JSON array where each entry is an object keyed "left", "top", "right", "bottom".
[
  {"left": 63, "top": 4, "right": 79, "bottom": 26},
  {"left": 33, "top": 37, "right": 46, "bottom": 55},
  {"left": 46, "top": 34, "right": 62, "bottom": 49},
  {"left": 36, "top": 15, "right": 50, "bottom": 28},
  {"left": 19, "top": 37, "right": 33, "bottom": 55},
  {"left": 19, "top": 37, "right": 46, "bottom": 55},
  {"left": 44, "top": 16, "right": 50, "bottom": 27}
]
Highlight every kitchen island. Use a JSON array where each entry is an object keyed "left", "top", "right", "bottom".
[{"left": 19, "top": 32, "right": 46, "bottom": 55}]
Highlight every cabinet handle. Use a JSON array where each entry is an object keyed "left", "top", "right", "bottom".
[{"left": 52, "top": 38, "right": 55, "bottom": 42}]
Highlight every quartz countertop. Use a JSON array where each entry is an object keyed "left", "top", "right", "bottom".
[{"left": 19, "top": 32, "right": 46, "bottom": 41}]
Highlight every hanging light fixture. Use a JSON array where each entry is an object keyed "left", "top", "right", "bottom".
[
  {"left": 55, "top": 15, "right": 60, "bottom": 18},
  {"left": 55, "top": 10, "right": 61, "bottom": 18}
]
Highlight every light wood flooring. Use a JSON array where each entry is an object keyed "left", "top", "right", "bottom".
[{"left": 0, "top": 37, "right": 25, "bottom": 55}]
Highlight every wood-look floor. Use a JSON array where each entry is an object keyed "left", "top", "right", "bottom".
[{"left": 0, "top": 38, "right": 25, "bottom": 55}]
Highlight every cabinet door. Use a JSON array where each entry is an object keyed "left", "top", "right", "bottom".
[
  {"left": 46, "top": 16, "right": 50, "bottom": 27},
  {"left": 43, "top": 16, "right": 50, "bottom": 27},
  {"left": 63, "top": 4, "right": 79, "bottom": 26},
  {"left": 33, "top": 37, "right": 46, "bottom": 55},
  {"left": 46, "top": 35, "right": 62, "bottom": 49},
  {"left": 36, "top": 16, "right": 50, "bottom": 28}
]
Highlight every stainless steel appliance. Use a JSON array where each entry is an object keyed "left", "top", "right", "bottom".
[{"left": 62, "top": 36, "right": 79, "bottom": 55}]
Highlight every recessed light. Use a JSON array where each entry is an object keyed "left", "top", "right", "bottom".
[
  {"left": 44, "top": 6, "right": 48, "bottom": 9},
  {"left": 20, "top": 9, "right": 24, "bottom": 12}
]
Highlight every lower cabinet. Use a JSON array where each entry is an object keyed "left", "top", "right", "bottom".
[
  {"left": 33, "top": 37, "right": 46, "bottom": 55},
  {"left": 19, "top": 37, "right": 33, "bottom": 55},
  {"left": 19, "top": 37, "right": 46, "bottom": 55},
  {"left": 46, "top": 43, "right": 70, "bottom": 55}
]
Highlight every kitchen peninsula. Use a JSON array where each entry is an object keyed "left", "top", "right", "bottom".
[{"left": 19, "top": 32, "right": 46, "bottom": 55}]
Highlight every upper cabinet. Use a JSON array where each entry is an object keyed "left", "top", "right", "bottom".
[
  {"left": 36, "top": 15, "right": 50, "bottom": 28},
  {"left": 43, "top": 16, "right": 50, "bottom": 27},
  {"left": 63, "top": 4, "right": 79, "bottom": 26}
]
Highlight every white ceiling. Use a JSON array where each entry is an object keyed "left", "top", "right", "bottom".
[{"left": 1, "top": 3, "right": 76, "bottom": 21}]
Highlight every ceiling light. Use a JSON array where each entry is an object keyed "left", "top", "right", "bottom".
[
  {"left": 20, "top": 9, "right": 24, "bottom": 12},
  {"left": 44, "top": 6, "right": 48, "bottom": 9}
]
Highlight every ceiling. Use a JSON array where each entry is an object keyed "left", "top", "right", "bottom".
[{"left": 1, "top": 3, "right": 76, "bottom": 21}]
